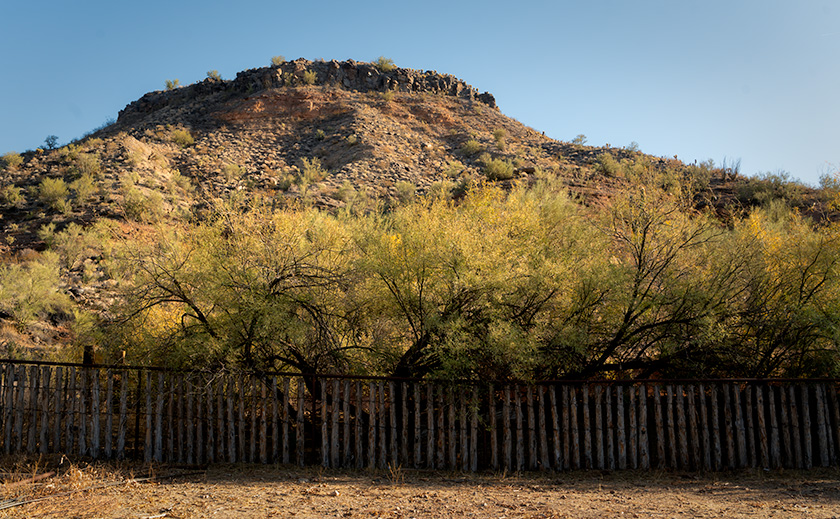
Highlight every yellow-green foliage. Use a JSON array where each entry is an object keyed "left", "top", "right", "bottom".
[
  {"left": 271, "top": 55, "right": 286, "bottom": 66},
  {"left": 492, "top": 128, "right": 507, "bottom": 151},
  {"left": 374, "top": 56, "right": 396, "bottom": 72},
  {"left": 2, "top": 152, "right": 23, "bottom": 170},
  {"left": 460, "top": 139, "right": 482, "bottom": 156},
  {"left": 482, "top": 156, "right": 515, "bottom": 181},
  {"left": 0, "top": 252, "right": 73, "bottom": 324},
  {"left": 170, "top": 128, "right": 195, "bottom": 148},
  {"left": 38, "top": 177, "right": 69, "bottom": 211},
  {"left": 70, "top": 173, "right": 97, "bottom": 206},
  {"left": 302, "top": 70, "right": 317, "bottom": 85},
  {"left": 0, "top": 185, "right": 24, "bottom": 207}
]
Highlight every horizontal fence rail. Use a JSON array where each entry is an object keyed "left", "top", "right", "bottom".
[{"left": 0, "top": 361, "right": 838, "bottom": 471}]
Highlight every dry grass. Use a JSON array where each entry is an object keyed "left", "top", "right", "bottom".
[{"left": 0, "top": 456, "right": 838, "bottom": 518}]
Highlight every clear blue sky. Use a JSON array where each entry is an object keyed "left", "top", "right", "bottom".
[{"left": 2, "top": 1, "right": 838, "bottom": 185}]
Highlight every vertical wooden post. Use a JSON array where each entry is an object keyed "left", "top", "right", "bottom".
[
  {"left": 345, "top": 380, "right": 352, "bottom": 467},
  {"left": 25, "top": 365, "right": 38, "bottom": 454},
  {"left": 190, "top": 378, "right": 198, "bottom": 465},
  {"left": 665, "top": 385, "right": 677, "bottom": 468},
  {"left": 104, "top": 370, "right": 113, "bottom": 459},
  {"left": 217, "top": 379, "right": 225, "bottom": 462},
  {"left": 732, "top": 383, "right": 747, "bottom": 468},
  {"left": 503, "top": 385, "right": 511, "bottom": 471},
  {"left": 829, "top": 384, "right": 840, "bottom": 467},
  {"left": 814, "top": 384, "right": 829, "bottom": 467},
  {"left": 581, "top": 385, "right": 592, "bottom": 469},
  {"left": 260, "top": 381, "right": 268, "bottom": 465},
  {"left": 355, "top": 380, "right": 363, "bottom": 469},
  {"left": 78, "top": 369, "right": 88, "bottom": 457},
  {"left": 820, "top": 384, "right": 835, "bottom": 465},
  {"left": 489, "top": 384, "right": 498, "bottom": 471},
  {"left": 166, "top": 377, "right": 175, "bottom": 462},
  {"left": 756, "top": 385, "right": 770, "bottom": 468},
  {"left": 615, "top": 385, "right": 625, "bottom": 470},
  {"left": 154, "top": 372, "right": 164, "bottom": 462},
  {"left": 538, "top": 386, "right": 549, "bottom": 470},
  {"left": 143, "top": 371, "right": 152, "bottom": 462},
  {"left": 414, "top": 383, "right": 422, "bottom": 468},
  {"left": 90, "top": 370, "right": 101, "bottom": 459},
  {"left": 205, "top": 380, "right": 214, "bottom": 464},
  {"left": 526, "top": 385, "right": 536, "bottom": 470},
  {"left": 296, "top": 380, "right": 305, "bottom": 467},
  {"left": 638, "top": 384, "right": 649, "bottom": 470},
  {"left": 710, "top": 384, "right": 722, "bottom": 470},
  {"left": 389, "top": 381, "right": 398, "bottom": 466},
  {"left": 605, "top": 385, "right": 615, "bottom": 470},
  {"left": 698, "top": 384, "right": 712, "bottom": 471},
  {"left": 283, "top": 377, "right": 291, "bottom": 465},
  {"left": 561, "top": 386, "right": 570, "bottom": 471},
  {"left": 653, "top": 385, "right": 665, "bottom": 469},
  {"left": 778, "top": 385, "right": 792, "bottom": 468},
  {"left": 801, "top": 384, "right": 812, "bottom": 469},
  {"left": 460, "top": 391, "right": 468, "bottom": 471},
  {"left": 116, "top": 371, "right": 127, "bottom": 460},
  {"left": 448, "top": 389, "right": 456, "bottom": 469},
  {"left": 743, "top": 385, "right": 755, "bottom": 467},
  {"left": 332, "top": 379, "right": 341, "bottom": 468},
  {"left": 427, "top": 384, "right": 435, "bottom": 469},
  {"left": 471, "top": 387, "right": 478, "bottom": 472},
  {"left": 228, "top": 377, "right": 237, "bottom": 463},
  {"left": 628, "top": 384, "right": 637, "bottom": 469},
  {"left": 722, "top": 383, "right": 735, "bottom": 469},
  {"left": 549, "top": 385, "right": 561, "bottom": 471},
  {"left": 53, "top": 367, "right": 63, "bottom": 453},
  {"left": 789, "top": 385, "right": 803, "bottom": 468},
  {"left": 767, "top": 385, "right": 781, "bottom": 469},
  {"left": 401, "top": 382, "right": 408, "bottom": 466},
  {"left": 39, "top": 366, "right": 50, "bottom": 454},
  {"left": 594, "top": 385, "right": 604, "bottom": 470},
  {"left": 686, "top": 385, "right": 699, "bottom": 470},
  {"left": 321, "top": 380, "right": 329, "bottom": 468},
  {"left": 368, "top": 382, "right": 376, "bottom": 468},
  {"left": 14, "top": 365, "right": 26, "bottom": 454},
  {"left": 378, "top": 383, "right": 387, "bottom": 468},
  {"left": 675, "top": 385, "right": 688, "bottom": 469},
  {"left": 238, "top": 377, "right": 246, "bottom": 463},
  {"left": 272, "top": 377, "right": 279, "bottom": 464},
  {"left": 436, "top": 386, "right": 445, "bottom": 469},
  {"left": 177, "top": 377, "right": 185, "bottom": 463}
]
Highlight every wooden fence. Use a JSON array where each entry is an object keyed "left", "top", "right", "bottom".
[{"left": 0, "top": 360, "right": 839, "bottom": 471}]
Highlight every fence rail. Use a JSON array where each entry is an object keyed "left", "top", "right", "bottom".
[{"left": 0, "top": 361, "right": 838, "bottom": 471}]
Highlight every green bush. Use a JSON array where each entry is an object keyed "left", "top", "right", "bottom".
[
  {"left": 72, "top": 152, "right": 101, "bottom": 177},
  {"left": 374, "top": 56, "right": 396, "bottom": 72},
  {"left": 70, "top": 173, "right": 97, "bottom": 206},
  {"left": 0, "top": 185, "right": 24, "bottom": 207},
  {"left": 0, "top": 252, "right": 73, "bottom": 324},
  {"left": 164, "top": 79, "right": 181, "bottom": 90},
  {"left": 492, "top": 128, "right": 507, "bottom": 151},
  {"left": 222, "top": 164, "right": 246, "bottom": 182},
  {"left": 38, "top": 177, "right": 69, "bottom": 211},
  {"left": 2, "top": 152, "right": 22, "bottom": 170},
  {"left": 207, "top": 70, "right": 221, "bottom": 81},
  {"left": 315, "top": 129, "right": 326, "bottom": 140},
  {"left": 571, "top": 134, "right": 587, "bottom": 145},
  {"left": 271, "top": 55, "right": 286, "bottom": 66},
  {"left": 302, "top": 70, "right": 317, "bottom": 85},
  {"left": 346, "top": 135, "right": 359, "bottom": 146},
  {"left": 483, "top": 157, "right": 515, "bottom": 181},
  {"left": 460, "top": 139, "right": 482, "bottom": 156},
  {"left": 737, "top": 171, "right": 805, "bottom": 207},
  {"left": 170, "top": 128, "right": 195, "bottom": 148},
  {"left": 596, "top": 152, "right": 621, "bottom": 177},
  {"left": 395, "top": 181, "right": 416, "bottom": 203}
]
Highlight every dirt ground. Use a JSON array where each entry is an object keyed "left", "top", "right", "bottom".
[{"left": 1, "top": 458, "right": 839, "bottom": 518}]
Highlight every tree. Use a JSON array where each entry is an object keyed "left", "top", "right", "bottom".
[{"left": 44, "top": 135, "right": 59, "bottom": 150}]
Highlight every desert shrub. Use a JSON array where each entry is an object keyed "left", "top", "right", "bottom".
[
  {"left": 460, "top": 139, "right": 482, "bottom": 156},
  {"left": 443, "top": 161, "right": 464, "bottom": 178},
  {"left": 38, "top": 177, "right": 69, "bottom": 211},
  {"left": 596, "top": 152, "right": 621, "bottom": 177},
  {"left": 346, "top": 135, "right": 359, "bottom": 146},
  {"left": 271, "top": 55, "right": 286, "bottom": 66},
  {"left": 122, "top": 186, "right": 164, "bottom": 222},
  {"left": 0, "top": 252, "right": 73, "bottom": 324},
  {"left": 395, "top": 181, "right": 416, "bottom": 203},
  {"left": 44, "top": 135, "right": 59, "bottom": 150},
  {"left": 427, "top": 180, "right": 454, "bottom": 199},
  {"left": 302, "top": 69, "right": 317, "bottom": 85},
  {"left": 492, "top": 128, "right": 507, "bottom": 151},
  {"left": 374, "top": 56, "right": 396, "bottom": 72},
  {"left": 315, "top": 129, "right": 326, "bottom": 140},
  {"left": 381, "top": 90, "right": 395, "bottom": 102},
  {"left": 2, "top": 152, "right": 22, "bottom": 170},
  {"left": 571, "top": 134, "right": 587, "bottom": 145},
  {"left": 70, "top": 173, "right": 97, "bottom": 206},
  {"left": 164, "top": 79, "right": 181, "bottom": 90},
  {"left": 299, "top": 157, "right": 328, "bottom": 185},
  {"left": 207, "top": 70, "right": 221, "bottom": 80},
  {"left": 170, "top": 128, "right": 195, "bottom": 148},
  {"left": 0, "top": 185, "right": 24, "bottom": 207},
  {"left": 168, "top": 170, "right": 194, "bottom": 193},
  {"left": 737, "top": 171, "right": 805, "bottom": 207},
  {"left": 72, "top": 152, "right": 101, "bottom": 177},
  {"left": 222, "top": 164, "right": 246, "bottom": 182},
  {"left": 483, "top": 157, "right": 515, "bottom": 181},
  {"left": 626, "top": 141, "right": 641, "bottom": 152}
]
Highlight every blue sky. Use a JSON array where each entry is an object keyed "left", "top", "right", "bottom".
[{"left": 2, "top": 1, "right": 838, "bottom": 186}]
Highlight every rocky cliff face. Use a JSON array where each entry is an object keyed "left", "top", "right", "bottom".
[{"left": 117, "top": 59, "right": 497, "bottom": 127}]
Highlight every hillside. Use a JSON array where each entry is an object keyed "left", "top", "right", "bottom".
[{"left": 0, "top": 59, "right": 837, "bottom": 378}]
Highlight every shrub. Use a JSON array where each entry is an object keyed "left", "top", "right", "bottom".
[
  {"left": 38, "top": 177, "right": 69, "bottom": 211},
  {"left": 460, "top": 139, "right": 482, "bottom": 156},
  {"left": 170, "top": 128, "right": 195, "bottom": 148},
  {"left": 381, "top": 90, "right": 395, "bottom": 102},
  {"left": 44, "top": 135, "right": 59, "bottom": 150},
  {"left": 571, "top": 134, "right": 587, "bottom": 145},
  {"left": 0, "top": 185, "right": 24, "bottom": 207},
  {"left": 207, "top": 70, "right": 221, "bottom": 81},
  {"left": 70, "top": 173, "right": 97, "bottom": 206},
  {"left": 492, "top": 128, "right": 507, "bottom": 151},
  {"left": 72, "top": 152, "right": 101, "bottom": 177},
  {"left": 346, "top": 135, "right": 359, "bottom": 146},
  {"left": 596, "top": 152, "right": 621, "bottom": 177},
  {"left": 271, "top": 55, "right": 286, "bottom": 66},
  {"left": 164, "top": 79, "right": 181, "bottom": 90},
  {"left": 315, "top": 129, "right": 326, "bottom": 140},
  {"left": 374, "top": 56, "right": 396, "bottom": 72},
  {"left": 302, "top": 69, "right": 317, "bottom": 85},
  {"left": 737, "top": 171, "right": 805, "bottom": 207},
  {"left": 222, "top": 164, "right": 245, "bottom": 182},
  {"left": 299, "top": 157, "right": 327, "bottom": 184},
  {"left": 443, "top": 161, "right": 464, "bottom": 178},
  {"left": 2, "top": 152, "right": 22, "bottom": 170},
  {"left": 395, "top": 181, "right": 416, "bottom": 203},
  {"left": 483, "top": 157, "right": 515, "bottom": 181}
]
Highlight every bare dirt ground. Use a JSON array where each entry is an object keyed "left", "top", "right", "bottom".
[{"left": 0, "top": 457, "right": 839, "bottom": 518}]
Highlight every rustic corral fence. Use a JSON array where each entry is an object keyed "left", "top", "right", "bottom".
[{"left": 0, "top": 359, "right": 839, "bottom": 472}]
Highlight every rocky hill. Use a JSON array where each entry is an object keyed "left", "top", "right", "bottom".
[{"left": 0, "top": 58, "right": 827, "bottom": 357}]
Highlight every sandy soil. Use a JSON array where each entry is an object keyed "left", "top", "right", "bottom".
[{"left": 1, "top": 459, "right": 839, "bottom": 518}]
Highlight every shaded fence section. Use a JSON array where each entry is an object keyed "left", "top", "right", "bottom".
[{"left": 0, "top": 361, "right": 839, "bottom": 471}]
